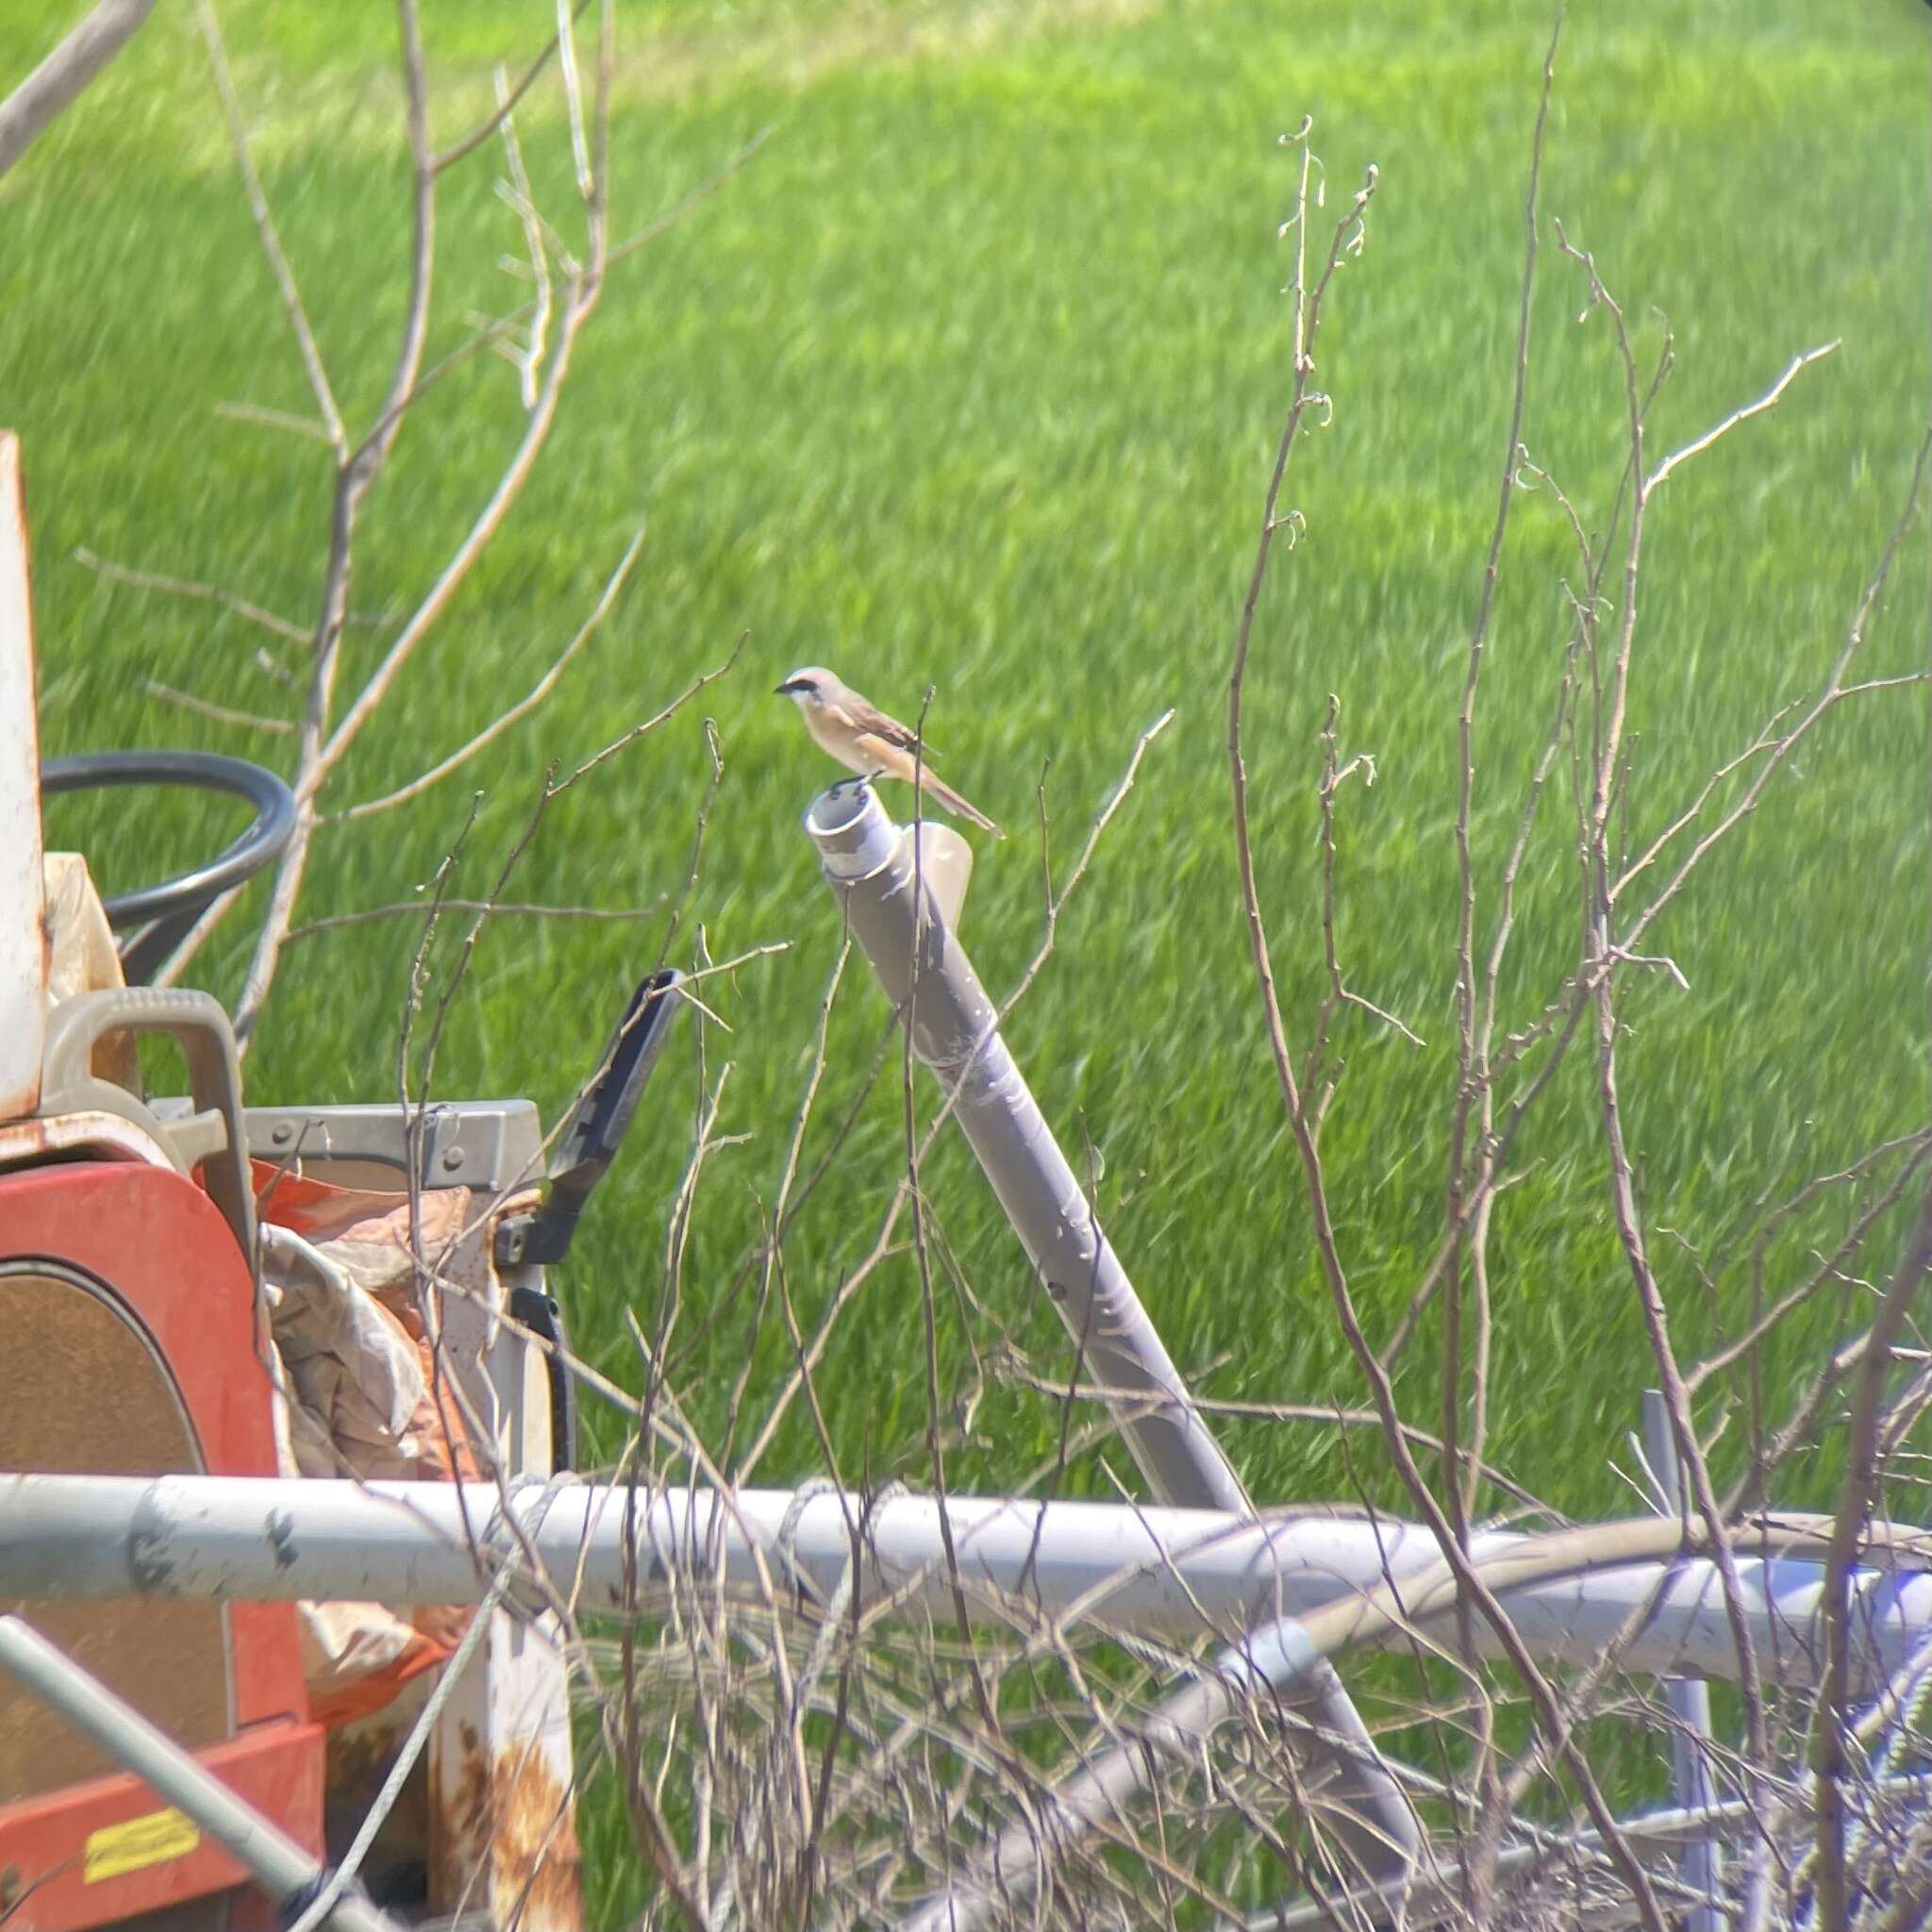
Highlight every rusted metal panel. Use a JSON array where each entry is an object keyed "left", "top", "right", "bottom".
[
  {"left": 0, "top": 1109, "right": 175, "bottom": 1174},
  {"left": 0, "top": 434, "right": 46, "bottom": 1122},
  {"left": 430, "top": 1716, "right": 582, "bottom": 1931}
]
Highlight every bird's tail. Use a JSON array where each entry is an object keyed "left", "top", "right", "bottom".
[{"left": 916, "top": 767, "right": 1003, "bottom": 839}]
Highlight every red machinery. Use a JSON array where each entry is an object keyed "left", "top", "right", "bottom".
[
  {"left": 0, "top": 431, "right": 324, "bottom": 1929},
  {"left": 0, "top": 432, "right": 611, "bottom": 1930},
  {"left": 0, "top": 1171, "right": 325, "bottom": 1929}
]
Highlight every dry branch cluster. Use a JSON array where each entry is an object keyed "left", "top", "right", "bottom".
[{"left": 32, "top": 0, "right": 766, "bottom": 1037}]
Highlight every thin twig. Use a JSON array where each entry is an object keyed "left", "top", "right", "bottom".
[
  {"left": 327, "top": 525, "right": 644, "bottom": 821},
  {"left": 285, "top": 896, "right": 671, "bottom": 941},
  {"left": 212, "top": 400, "right": 335, "bottom": 445},
  {"left": 142, "top": 678, "right": 293, "bottom": 736},
  {"left": 195, "top": 0, "right": 346, "bottom": 452},
  {"left": 77, "top": 547, "right": 312, "bottom": 647},
  {"left": 1643, "top": 342, "right": 1840, "bottom": 497}
]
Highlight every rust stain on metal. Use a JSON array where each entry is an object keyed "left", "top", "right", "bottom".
[
  {"left": 430, "top": 1720, "right": 491, "bottom": 1907},
  {"left": 433, "top": 1720, "right": 582, "bottom": 1929},
  {"left": 491, "top": 1734, "right": 582, "bottom": 1927},
  {"left": 0, "top": 1110, "right": 174, "bottom": 1174}
]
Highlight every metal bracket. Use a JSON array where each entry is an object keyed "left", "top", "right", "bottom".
[
  {"left": 235, "top": 1100, "right": 545, "bottom": 1197},
  {"left": 508, "top": 1285, "right": 576, "bottom": 1474}
]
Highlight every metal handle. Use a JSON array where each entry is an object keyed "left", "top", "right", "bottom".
[{"left": 41, "top": 987, "right": 256, "bottom": 1267}]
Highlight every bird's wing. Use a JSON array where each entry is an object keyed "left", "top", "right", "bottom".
[{"left": 831, "top": 694, "right": 941, "bottom": 759}]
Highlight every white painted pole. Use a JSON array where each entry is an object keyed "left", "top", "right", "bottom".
[
  {"left": 0, "top": 1614, "right": 402, "bottom": 1932},
  {"left": 7, "top": 1475, "right": 1931, "bottom": 1686},
  {"left": 0, "top": 434, "right": 46, "bottom": 1119},
  {"left": 1642, "top": 1388, "right": 1724, "bottom": 1932}
]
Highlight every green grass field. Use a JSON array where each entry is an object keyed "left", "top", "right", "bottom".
[{"left": 5, "top": 0, "right": 1931, "bottom": 1915}]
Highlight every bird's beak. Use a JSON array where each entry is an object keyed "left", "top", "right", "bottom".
[{"left": 774, "top": 681, "right": 794, "bottom": 695}]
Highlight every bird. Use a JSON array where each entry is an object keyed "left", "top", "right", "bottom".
[{"left": 775, "top": 666, "right": 1003, "bottom": 837}]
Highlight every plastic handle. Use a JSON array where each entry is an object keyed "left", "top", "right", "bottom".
[{"left": 41, "top": 987, "right": 256, "bottom": 1269}]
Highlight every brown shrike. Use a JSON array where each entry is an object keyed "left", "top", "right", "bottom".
[{"left": 775, "top": 666, "right": 1003, "bottom": 837}]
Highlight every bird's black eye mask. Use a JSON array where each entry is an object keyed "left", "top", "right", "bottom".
[{"left": 775, "top": 677, "right": 817, "bottom": 696}]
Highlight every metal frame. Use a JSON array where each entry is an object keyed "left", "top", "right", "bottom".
[
  {"left": 234, "top": 1098, "right": 546, "bottom": 1195},
  {"left": 226, "top": 1098, "right": 579, "bottom": 1930},
  {"left": 6, "top": 1474, "right": 1928, "bottom": 1690},
  {"left": 0, "top": 1615, "right": 394, "bottom": 1932}
]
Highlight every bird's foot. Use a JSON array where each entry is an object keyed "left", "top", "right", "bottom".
[{"left": 828, "top": 769, "right": 890, "bottom": 800}]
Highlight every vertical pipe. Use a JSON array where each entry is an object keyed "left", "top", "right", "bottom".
[
  {"left": 808, "top": 783, "right": 1249, "bottom": 1514},
  {"left": 805, "top": 783, "right": 1419, "bottom": 1892},
  {"left": 1642, "top": 1389, "right": 1724, "bottom": 1931},
  {"left": 0, "top": 1614, "right": 402, "bottom": 1932}
]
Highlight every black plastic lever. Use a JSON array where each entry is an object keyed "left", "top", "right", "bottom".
[
  {"left": 493, "top": 967, "right": 684, "bottom": 1269},
  {"left": 508, "top": 1285, "right": 578, "bottom": 1473}
]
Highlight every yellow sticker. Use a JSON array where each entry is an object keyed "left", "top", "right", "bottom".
[{"left": 83, "top": 1807, "right": 200, "bottom": 1884}]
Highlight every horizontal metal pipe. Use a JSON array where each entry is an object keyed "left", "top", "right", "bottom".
[
  {"left": 6, "top": 1474, "right": 1931, "bottom": 1686},
  {"left": 909, "top": 1509, "right": 1875, "bottom": 1931},
  {"left": 0, "top": 1614, "right": 400, "bottom": 1932}
]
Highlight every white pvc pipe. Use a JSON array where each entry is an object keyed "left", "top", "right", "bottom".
[
  {"left": 804, "top": 781, "right": 1425, "bottom": 1882},
  {"left": 7, "top": 1474, "right": 1932, "bottom": 1687},
  {"left": 0, "top": 1614, "right": 400, "bottom": 1932},
  {"left": 805, "top": 783, "right": 1248, "bottom": 1518}
]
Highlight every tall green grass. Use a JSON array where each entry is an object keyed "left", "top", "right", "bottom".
[{"left": 4, "top": 0, "right": 1929, "bottom": 1914}]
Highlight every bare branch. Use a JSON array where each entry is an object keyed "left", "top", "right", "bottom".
[
  {"left": 1621, "top": 419, "right": 1932, "bottom": 955},
  {"left": 285, "top": 896, "right": 671, "bottom": 942},
  {"left": 1644, "top": 341, "right": 1840, "bottom": 497},
  {"left": 212, "top": 400, "right": 336, "bottom": 445},
  {"left": 431, "top": 0, "right": 591, "bottom": 175},
  {"left": 1227, "top": 130, "right": 1671, "bottom": 1932},
  {"left": 76, "top": 546, "right": 312, "bottom": 646},
  {"left": 1812, "top": 1182, "right": 1932, "bottom": 1925},
  {"left": 194, "top": 0, "right": 346, "bottom": 453},
  {"left": 308, "top": 270, "right": 602, "bottom": 792},
  {"left": 327, "top": 525, "right": 643, "bottom": 821},
  {"left": 142, "top": 678, "right": 292, "bottom": 736},
  {"left": 491, "top": 66, "right": 552, "bottom": 412},
  {"left": 0, "top": 0, "right": 156, "bottom": 182},
  {"left": 1445, "top": 8, "right": 1559, "bottom": 1581}
]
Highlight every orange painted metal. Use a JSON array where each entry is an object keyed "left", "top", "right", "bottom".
[
  {"left": 0, "top": 1722, "right": 323, "bottom": 1930},
  {"left": 0, "top": 1161, "right": 325, "bottom": 1926}
]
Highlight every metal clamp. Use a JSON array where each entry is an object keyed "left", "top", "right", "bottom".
[{"left": 41, "top": 987, "right": 256, "bottom": 1268}]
